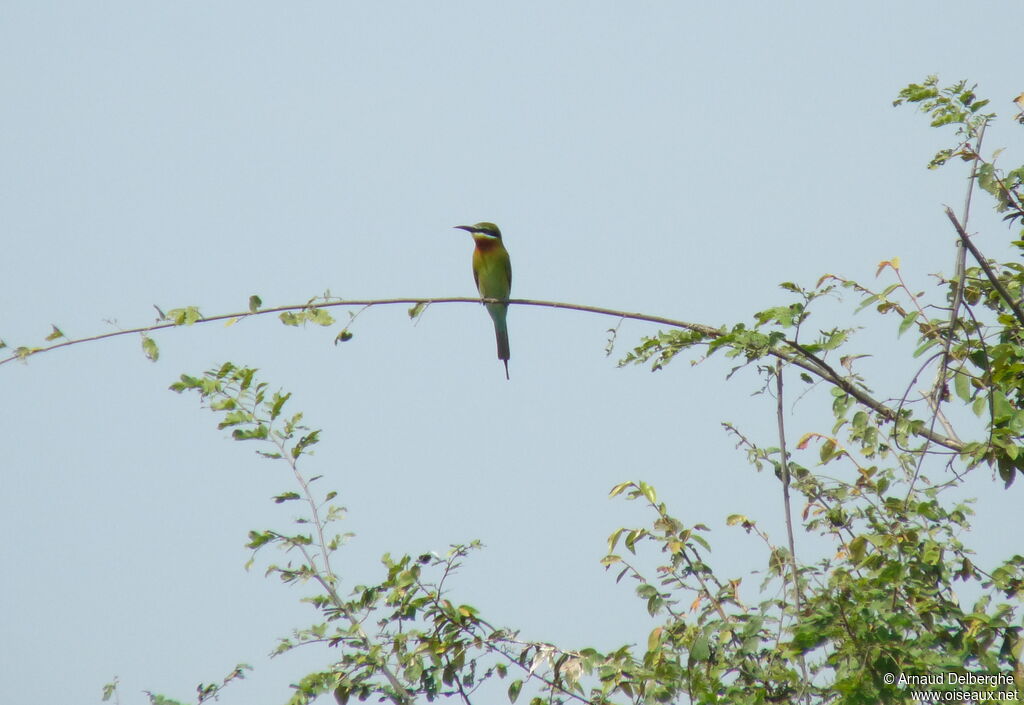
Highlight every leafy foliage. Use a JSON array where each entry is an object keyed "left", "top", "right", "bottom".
[
  {"left": 99, "top": 77, "right": 1024, "bottom": 704},
  {"left": 609, "top": 77, "right": 1024, "bottom": 702}
]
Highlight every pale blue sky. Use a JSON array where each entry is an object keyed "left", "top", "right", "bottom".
[{"left": 2, "top": 3, "right": 1023, "bottom": 704}]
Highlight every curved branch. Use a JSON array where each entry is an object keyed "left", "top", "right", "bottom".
[
  {"left": 1, "top": 295, "right": 964, "bottom": 452},
  {"left": 0, "top": 297, "right": 720, "bottom": 367}
]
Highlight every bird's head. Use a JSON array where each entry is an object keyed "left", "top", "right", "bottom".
[{"left": 454, "top": 222, "right": 502, "bottom": 240}]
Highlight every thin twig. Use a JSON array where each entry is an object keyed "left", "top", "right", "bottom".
[
  {"left": 773, "top": 359, "right": 810, "bottom": 701},
  {"left": 892, "top": 352, "right": 952, "bottom": 459},
  {"left": 920, "top": 388, "right": 962, "bottom": 444}
]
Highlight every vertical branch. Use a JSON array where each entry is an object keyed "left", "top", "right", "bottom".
[
  {"left": 774, "top": 359, "right": 809, "bottom": 698},
  {"left": 932, "top": 123, "right": 985, "bottom": 403},
  {"left": 269, "top": 435, "right": 414, "bottom": 705},
  {"left": 908, "top": 125, "right": 987, "bottom": 503}
]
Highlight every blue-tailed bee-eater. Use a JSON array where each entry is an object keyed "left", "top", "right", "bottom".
[{"left": 455, "top": 222, "right": 512, "bottom": 380}]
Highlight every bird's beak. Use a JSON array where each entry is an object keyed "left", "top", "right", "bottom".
[{"left": 453, "top": 225, "right": 474, "bottom": 233}]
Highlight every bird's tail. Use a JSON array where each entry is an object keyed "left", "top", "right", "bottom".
[{"left": 488, "top": 303, "right": 511, "bottom": 380}]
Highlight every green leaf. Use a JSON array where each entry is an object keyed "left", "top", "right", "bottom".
[
  {"left": 972, "top": 395, "right": 987, "bottom": 417},
  {"left": 167, "top": 306, "right": 202, "bottom": 325},
  {"left": 848, "top": 535, "right": 867, "bottom": 563},
  {"left": 335, "top": 330, "right": 354, "bottom": 344},
  {"left": 141, "top": 334, "right": 159, "bottom": 362},
  {"left": 639, "top": 481, "right": 657, "bottom": 504},
  {"left": 689, "top": 633, "right": 711, "bottom": 662},
  {"left": 953, "top": 370, "right": 971, "bottom": 402},
  {"left": 408, "top": 301, "right": 427, "bottom": 319},
  {"left": 893, "top": 77, "right": 938, "bottom": 106},
  {"left": 270, "top": 392, "right": 291, "bottom": 420},
  {"left": 992, "top": 390, "right": 1014, "bottom": 421},
  {"left": 144, "top": 694, "right": 187, "bottom": 705},
  {"left": 508, "top": 679, "right": 523, "bottom": 703},
  {"left": 248, "top": 295, "right": 262, "bottom": 313},
  {"left": 624, "top": 528, "right": 647, "bottom": 553},
  {"left": 608, "top": 481, "right": 632, "bottom": 498},
  {"left": 309, "top": 307, "right": 334, "bottom": 326},
  {"left": 247, "top": 530, "right": 275, "bottom": 549},
  {"left": 648, "top": 626, "right": 663, "bottom": 652},
  {"left": 292, "top": 430, "right": 320, "bottom": 457},
  {"left": 232, "top": 425, "right": 269, "bottom": 441},
  {"left": 898, "top": 311, "right": 918, "bottom": 336},
  {"left": 913, "top": 337, "right": 940, "bottom": 358},
  {"left": 607, "top": 527, "right": 625, "bottom": 553},
  {"left": 820, "top": 438, "right": 838, "bottom": 463},
  {"left": 45, "top": 324, "right": 65, "bottom": 341},
  {"left": 855, "top": 294, "right": 879, "bottom": 313}
]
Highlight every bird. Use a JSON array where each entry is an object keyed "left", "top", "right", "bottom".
[{"left": 454, "top": 222, "right": 512, "bottom": 380}]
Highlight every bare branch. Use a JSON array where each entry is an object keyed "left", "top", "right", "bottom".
[{"left": 944, "top": 208, "right": 1024, "bottom": 327}]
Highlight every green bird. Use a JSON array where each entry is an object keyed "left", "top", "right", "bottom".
[{"left": 455, "top": 222, "right": 512, "bottom": 380}]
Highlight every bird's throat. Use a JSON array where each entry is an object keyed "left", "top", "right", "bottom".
[{"left": 472, "top": 234, "right": 502, "bottom": 252}]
